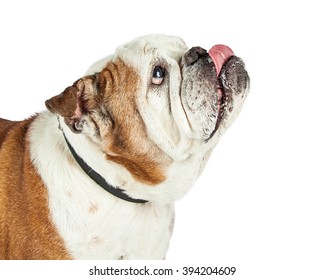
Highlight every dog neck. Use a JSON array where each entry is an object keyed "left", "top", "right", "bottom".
[{"left": 57, "top": 118, "right": 148, "bottom": 204}]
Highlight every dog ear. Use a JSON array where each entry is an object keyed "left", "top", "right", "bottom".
[{"left": 45, "top": 76, "right": 95, "bottom": 133}]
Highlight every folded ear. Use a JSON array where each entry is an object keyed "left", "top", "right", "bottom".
[{"left": 45, "top": 76, "right": 95, "bottom": 133}]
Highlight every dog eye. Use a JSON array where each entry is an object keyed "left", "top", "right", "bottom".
[{"left": 152, "top": 66, "right": 165, "bottom": 85}]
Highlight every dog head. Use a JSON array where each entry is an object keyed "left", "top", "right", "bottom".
[{"left": 46, "top": 34, "right": 249, "bottom": 192}]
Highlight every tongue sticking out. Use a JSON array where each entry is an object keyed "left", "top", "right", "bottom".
[{"left": 208, "top": 45, "right": 234, "bottom": 77}]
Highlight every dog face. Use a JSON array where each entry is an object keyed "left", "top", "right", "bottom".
[{"left": 46, "top": 35, "right": 249, "bottom": 187}]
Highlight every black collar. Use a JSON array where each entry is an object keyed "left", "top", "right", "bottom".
[{"left": 59, "top": 124, "right": 148, "bottom": 204}]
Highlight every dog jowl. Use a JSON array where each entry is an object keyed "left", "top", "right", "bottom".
[{"left": 0, "top": 35, "right": 249, "bottom": 259}]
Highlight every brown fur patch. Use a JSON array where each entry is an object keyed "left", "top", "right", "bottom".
[
  {"left": 91, "top": 59, "right": 170, "bottom": 185},
  {"left": 0, "top": 117, "right": 71, "bottom": 259},
  {"left": 0, "top": 118, "right": 18, "bottom": 150}
]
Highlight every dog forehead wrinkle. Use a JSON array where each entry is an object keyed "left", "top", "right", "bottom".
[{"left": 143, "top": 44, "right": 157, "bottom": 55}]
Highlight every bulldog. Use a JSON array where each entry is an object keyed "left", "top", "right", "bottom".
[{"left": 0, "top": 34, "right": 249, "bottom": 259}]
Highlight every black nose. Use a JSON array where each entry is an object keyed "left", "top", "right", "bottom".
[{"left": 183, "top": 47, "right": 207, "bottom": 66}]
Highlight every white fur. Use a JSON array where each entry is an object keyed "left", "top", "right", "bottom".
[
  {"left": 29, "top": 112, "right": 210, "bottom": 259},
  {"left": 29, "top": 113, "right": 175, "bottom": 259}
]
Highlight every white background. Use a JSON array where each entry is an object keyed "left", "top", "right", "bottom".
[{"left": 0, "top": 0, "right": 324, "bottom": 279}]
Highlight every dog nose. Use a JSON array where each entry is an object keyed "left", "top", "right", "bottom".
[{"left": 183, "top": 47, "right": 207, "bottom": 66}]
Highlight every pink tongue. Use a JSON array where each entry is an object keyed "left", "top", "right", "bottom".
[{"left": 208, "top": 45, "right": 234, "bottom": 77}]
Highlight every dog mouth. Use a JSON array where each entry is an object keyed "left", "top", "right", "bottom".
[
  {"left": 180, "top": 44, "right": 249, "bottom": 141},
  {"left": 206, "top": 45, "right": 234, "bottom": 140}
]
